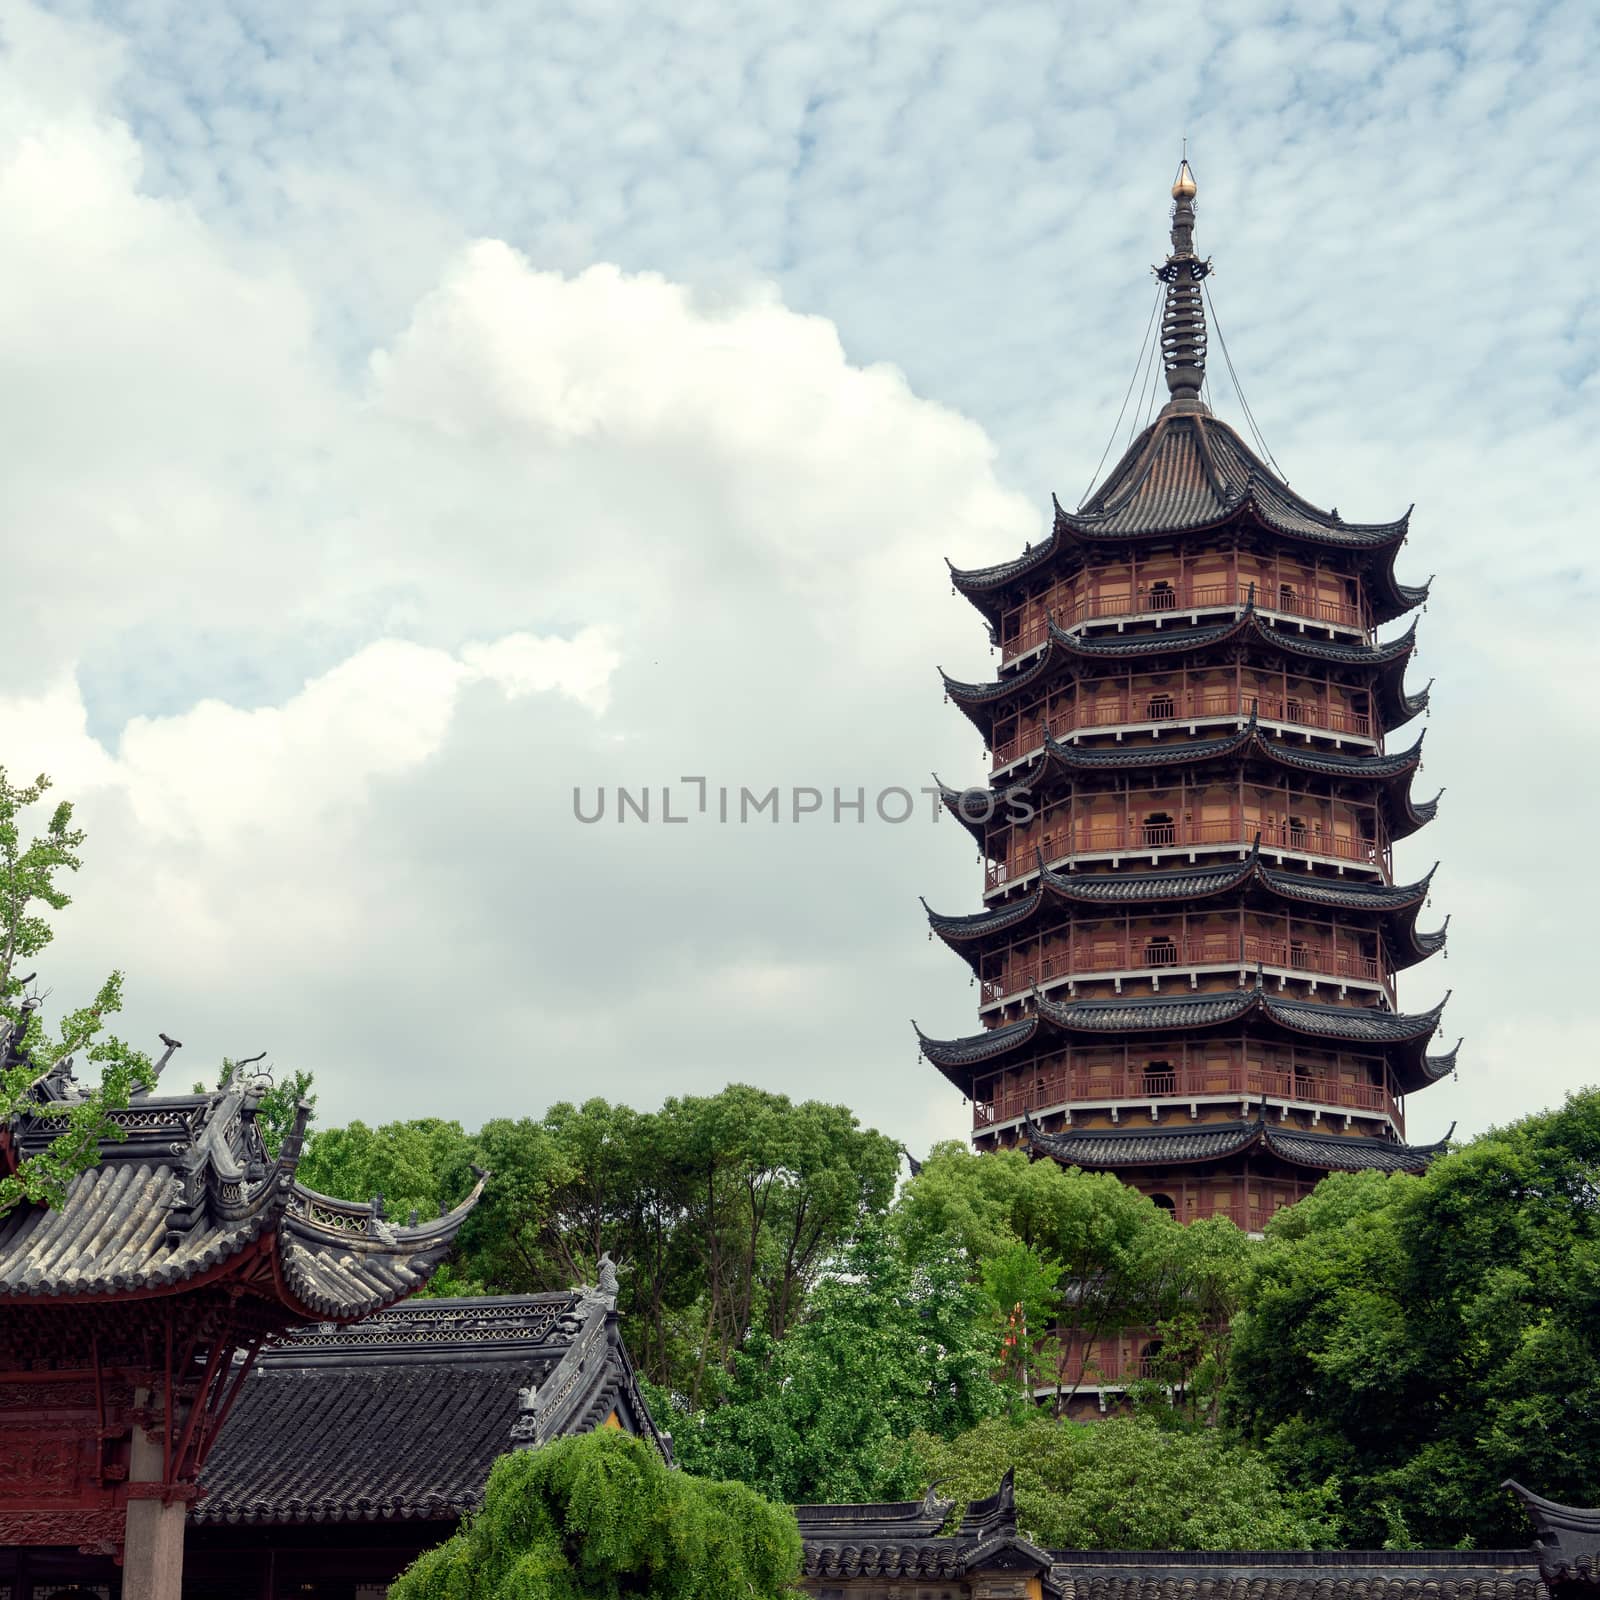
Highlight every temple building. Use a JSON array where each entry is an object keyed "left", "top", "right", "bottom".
[
  {"left": 0, "top": 1035, "right": 484, "bottom": 1599},
  {"left": 183, "top": 1288, "right": 669, "bottom": 1597},
  {"left": 919, "top": 165, "right": 1454, "bottom": 1289}
]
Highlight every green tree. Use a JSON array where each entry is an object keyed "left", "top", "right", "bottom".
[
  {"left": 0, "top": 770, "right": 151, "bottom": 1217},
  {"left": 1128, "top": 1215, "right": 1253, "bottom": 1426},
  {"left": 1228, "top": 1092, "right": 1600, "bottom": 1547},
  {"left": 896, "top": 1144, "right": 1181, "bottom": 1411},
  {"left": 390, "top": 1429, "right": 801, "bottom": 1600},
  {"left": 298, "top": 1116, "right": 478, "bottom": 1221},
  {"left": 914, "top": 1412, "right": 1338, "bottom": 1550},
  {"left": 460, "top": 1089, "right": 900, "bottom": 1399},
  {"left": 662, "top": 1222, "right": 1008, "bottom": 1504}
]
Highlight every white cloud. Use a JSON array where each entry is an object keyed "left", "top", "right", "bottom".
[{"left": 1, "top": 0, "right": 1595, "bottom": 1155}]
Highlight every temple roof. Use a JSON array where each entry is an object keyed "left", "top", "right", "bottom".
[
  {"left": 0, "top": 1059, "right": 483, "bottom": 1320},
  {"left": 195, "top": 1291, "right": 666, "bottom": 1525},
  {"left": 1022, "top": 1113, "right": 1452, "bottom": 1176},
  {"left": 948, "top": 414, "right": 1426, "bottom": 628},
  {"left": 1049, "top": 1552, "right": 1544, "bottom": 1600},
  {"left": 916, "top": 986, "right": 1453, "bottom": 1096},
  {"left": 941, "top": 613, "right": 1427, "bottom": 736},
  {"left": 1028, "top": 720, "right": 1422, "bottom": 780},
  {"left": 799, "top": 1471, "right": 1059, "bottom": 1591},
  {"left": 1063, "top": 412, "right": 1410, "bottom": 545},
  {"left": 924, "top": 855, "right": 1445, "bottom": 972},
  {"left": 1504, "top": 1481, "right": 1600, "bottom": 1589}
]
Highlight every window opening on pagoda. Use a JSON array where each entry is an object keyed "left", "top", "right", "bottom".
[
  {"left": 1143, "top": 811, "right": 1175, "bottom": 846},
  {"left": 1146, "top": 691, "right": 1175, "bottom": 721},
  {"left": 1148, "top": 579, "right": 1176, "bottom": 611},
  {"left": 1279, "top": 582, "right": 1297, "bottom": 611},
  {"left": 1145, "top": 934, "right": 1178, "bottom": 967},
  {"left": 1140, "top": 1337, "right": 1167, "bottom": 1378},
  {"left": 1148, "top": 1194, "right": 1176, "bottom": 1214},
  {"left": 1144, "top": 1060, "right": 1175, "bottom": 1092}
]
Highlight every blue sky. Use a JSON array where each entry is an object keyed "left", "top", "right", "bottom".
[{"left": 1, "top": 0, "right": 1595, "bottom": 1152}]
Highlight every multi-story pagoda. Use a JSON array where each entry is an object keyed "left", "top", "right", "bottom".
[{"left": 918, "top": 162, "right": 1456, "bottom": 1242}]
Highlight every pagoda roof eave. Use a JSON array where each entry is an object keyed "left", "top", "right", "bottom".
[
  {"left": 948, "top": 412, "right": 1414, "bottom": 625},
  {"left": 918, "top": 988, "right": 1450, "bottom": 1095},
  {"left": 1022, "top": 1113, "right": 1447, "bottom": 1176},
  {"left": 924, "top": 855, "right": 1442, "bottom": 970},
  {"left": 1001, "top": 724, "right": 1426, "bottom": 804},
  {"left": 914, "top": 1016, "right": 1043, "bottom": 1086},
  {"left": 1058, "top": 413, "right": 1411, "bottom": 547}
]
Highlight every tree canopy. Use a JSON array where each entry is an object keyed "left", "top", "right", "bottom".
[
  {"left": 0, "top": 769, "right": 151, "bottom": 1218},
  {"left": 661, "top": 1220, "right": 1006, "bottom": 1504},
  {"left": 1228, "top": 1089, "right": 1600, "bottom": 1547},
  {"left": 913, "top": 1411, "right": 1338, "bottom": 1550},
  {"left": 389, "top": 1429, "right": 801, "bottom": 1600},
  {"left": 301, "top": 1087, "right": 901, "bottom": 1397}
]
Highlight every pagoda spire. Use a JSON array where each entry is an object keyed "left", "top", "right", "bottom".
[{"left": 1157, "top": 158, "right": 1211, "bottom": 414}]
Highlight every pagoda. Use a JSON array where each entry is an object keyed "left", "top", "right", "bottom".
[{"left": 918, "top": 163, "right": 1456, "bottom": 1242}]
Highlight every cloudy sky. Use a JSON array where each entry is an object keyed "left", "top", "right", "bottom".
[{"left": 2, "top": 0, "right": 1594, "bottom": 1156}]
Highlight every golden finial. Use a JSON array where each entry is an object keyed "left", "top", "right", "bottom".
[{"left": 1172, "top": 158, "right": 1197, "bottom": 201}]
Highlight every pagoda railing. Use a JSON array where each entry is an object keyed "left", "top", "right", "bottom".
[
  {"left": 1002, "top": 581, "right": 1365, "bottom": 662},
  {"left": 991, "top": 692, "right": 1374, "bottom": 768},
  {"left": 987, "top": 818, "right": 1385, "bottom": 890},
  {"left": 1055, "top": 1322, "right": 1259, "bottom": 1386},
  {"left": 971, "top": 1061, "right": 1397, "bottom": 1130},
  {"left": 982, "top": 933, "right": 1387, "bottom": 1004}
]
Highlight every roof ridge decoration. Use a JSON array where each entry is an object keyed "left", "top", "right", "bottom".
[
  {"left": 0, "top": 1068, "right": 489, "bottom": 1316},
  {"left": 1503, "top": 1481, "right": 1600, "bottom": 1590}
]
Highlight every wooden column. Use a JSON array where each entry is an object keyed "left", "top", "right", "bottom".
[{"left": 122, "top": 1389, "right": 187, "bottom": 1600}]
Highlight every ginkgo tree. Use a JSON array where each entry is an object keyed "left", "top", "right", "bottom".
[{"left": 0, "top": 768, "right": 152, "bottom": 1218}]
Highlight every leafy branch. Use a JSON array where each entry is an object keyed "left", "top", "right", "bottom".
[{"left": 0, "top": 769, "right": 153, "bottom": 1218}]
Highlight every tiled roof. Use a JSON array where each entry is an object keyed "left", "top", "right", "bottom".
[
  {"left": 943, "top": 613, "right": 1419, "bottom": 713},
  {"left": 1025, "top": 1116, "right": 1449, "bottom": 1176},
  {"left": 195, "top": 1293, "right": 665, "bottom": 1525},
  {"left": 1503, "top": 1481, "right": 1600, "bottom": 1588},
  {"left": 1010, "top": 725, "right": 1425, "bottom": 792},
  {"left": 926, "top": 857, "right": 1432, "bottom": 938},
  {"left": 799, "top": 1472, "right": 1058, "bottom": 1591},
  {"left": 916, "top": 1015, "right": 1042, "bottom": 1076},
  {"left": 1060, "top": 413, "right": 1408, "bottom": 544},
  {"left": 1027, "top": 1121, "right": 1262, "bottom": 1167},
  {"left": 917, "top": 989, "right": 1451, "bottom": 1096},
  {"left": 1264, "top": 1126, "right": 1449, "bottom": 1173},
  {"left": 947, "top": 415, "right": 1427, "bottom": 628},
  {"left": 1050, "top": 1555, "right": 1545, "bottom": 1600},
  {"left": 0, "top": 1059, "right": 483, "bottom": 1318}
]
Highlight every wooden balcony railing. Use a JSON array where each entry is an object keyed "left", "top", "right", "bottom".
[
  {"left": 991, "top": 692, "right": 1374, "bottom": 767},
  {"left": 986, "top": 818, "right": 1384, "bottom": 889},
  {"left": 1002, "top": 582, "right": 1365, "bottom": 661},
  {"left": 981, "top": 933, "right": 1385, "bottom": 1004},
  {"left": 972, "top": 1062, "right": 1396, "bottom": 1129}
]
